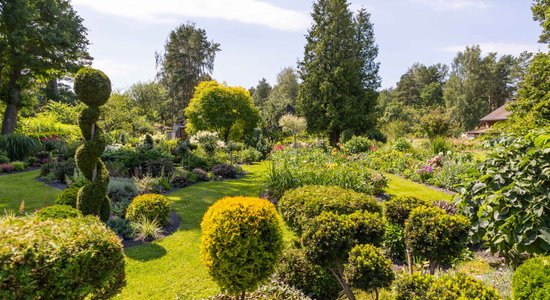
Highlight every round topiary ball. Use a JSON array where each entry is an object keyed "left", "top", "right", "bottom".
[
  {"left": 512, "top": 256, "right": 550, "bottom": 300},
  {"left": 344, "top": 244, "right": 395, "bottom": 295},
  {"left": 55, "top": 186, "right": 80, "bottom": 208},
  {"left": 384, "top": 196, "right": 430, "bottom": 227},
  {"left": 200, "top": 196, "right": 284, "bottom": 295},
  {"left": 126, "top": 194, "right": 170, "bottom": 226},
  {"left": 74, "top": 67, "right": 111, "bottom": 107},
  {"left": 35, "top": 205, "right": 83, "bottom": 220},
  {"left": 393, "top": 273, "right": 434, "bottom": 300},
  {"left": 426, "top": 273, "right": 500, "bottom": 300}
]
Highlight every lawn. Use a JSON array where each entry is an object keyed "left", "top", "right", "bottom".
[
  {"left": 0, "top": 170, "right": 60, "bottom": 213},
  {"left": 384, "top": 173, "right": 453, "bottom": 201}
]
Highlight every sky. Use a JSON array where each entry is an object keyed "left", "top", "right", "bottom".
[{"left": 71, "top": 0, "right": 544, "bottom": 91}]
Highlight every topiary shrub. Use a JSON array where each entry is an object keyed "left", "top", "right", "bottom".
[
  {"left": 211, "top": 163, "right": 237, "bottom": 178},
  {"left": 512, "top": 256, "right": 550, "bottom": 300},
  {"left": 404, "top": 206, "right": 470, "bottom": 273},
  {"left": 0, "top": 216, "right": 125, "bottom": 299},
  {"left": 426, "top": 273, "right": 500, "bottom": 300},
  {"left": 279, "top": 185, "right": 382, "bottom": 234},
  {"left": 126, "top": 194, "right": 170, "bottom": 226},
  {"left": 384, "top": 196, "right": 430, "bottom": 227},
  {"left": 343, "top": 136, "right": 375, "bottom": 154},
  {"left": 56, "top": 185, "right": 82, "bottom": 208},
  {"left": 74, "top": 67, "right": 112, "bottom": 221},
  {"left": 344, "top": 244, "right": 395, "bottom": 299},
  {"left": 35, "top": 205, "right": 83, "bottom": 220},
  {"left": 200, "top": 196, "right": 284, "bottom": 296},
  {"left": 275, "top": 244, "right": 341, "bottom": 300},
  {"left": 393, "top": 273, "right": 434, "bottom": 300}
]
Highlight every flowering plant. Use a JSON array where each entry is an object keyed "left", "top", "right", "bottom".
[
  {"left": 272, "top": 144, "right": 285, "bottom": 152},
  {"left": 417, "top": 165, "right": 433, "bottom": 182}
]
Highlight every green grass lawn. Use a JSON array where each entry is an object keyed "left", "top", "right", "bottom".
[
  {"left": 384, "top": 173, "right": 453, "bottom": 201},
  {"left": 0, "top": 170, "right": 60, "bottom": 213}
]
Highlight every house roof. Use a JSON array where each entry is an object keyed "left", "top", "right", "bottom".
[{"left": 480, "top": 104, "right": 511, "bottom": 122}]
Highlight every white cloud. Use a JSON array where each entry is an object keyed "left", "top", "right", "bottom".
[
  {"left": 411, "top": 0, "right": 492, "bottom": 11},
  {"left": 441, "top": 42, "right": 543, "bottom": 56},
  {"left": 73, "top": 0, "right": 309, "bottom": 32}
]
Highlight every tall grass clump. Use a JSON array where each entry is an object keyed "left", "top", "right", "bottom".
[{"left": 264, "top": 147, "right": 387, "bottom": 200}]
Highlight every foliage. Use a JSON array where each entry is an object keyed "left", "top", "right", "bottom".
[
  {"left": 9, "top": 161, "right": 25, "bottom": 171},
  {"left": 344, "top": 244, "right": 395, "bottom": 295},
  {"left": 235, "top": 148, "right": 262, "bottom": 164},
  {"left": 19, "top": 113, "right": 81, "bottom": 141},
  {"left": 101, "top": 92, "right": 154, "bottom": 135},
  {"left": 193, "top": 168, "right": 209, "bottom": 181},
  {"left": 0, "top": 216, "right": 125, "bottom": 299},
  {"left": 430, "top": 136, "right": 451, "bottom": 154},
  {"left": 279, "top": 114, "right": 307, "bottom": 146},
  {"left": 126, "top": 194, "right": 171, "bottom": 226},
  {"left": 512, "top": 256, "right": 550, "bottom": 300},
  {"left": 190, "top": 131, "right": 222, "bottom": 156},
  {"left": 278, "top": 185, "right": 382, "bottom": 234},
  {"left": 200, "top": 196, "right": 284, "bottom": 295},
  {"left": 426, "top": 273, "right": 500, "bottom": 300},
  {"left": 185, "top": 81, "right": 260, "bottom": 141},
  {"left": 532, "top": 0, "right": 550, "bottom": 44},
  {"left": 297, "top": 1, "right": 379, "bottom": 146},
  {"left": 35, "top": 204, "right": 83, "bottom": 220},
  {"left": 206, "top": 279, "right": 312, "bottom": 300},
  {"left": 40, "top": 159, "right": 76, "bottom": 183},
  {"left": 457, "top": 129, "right": 550, "bottom": 262},
  {"left": 252, "top": 78, "right": 272, "bottom": 108},
  {"left": 74, "top": 67, "right": 111, "bottom": 221},
  {"left": 384, "top": 222, "right": 406, "bottom": 261},
  {"left": 420, "top": 107, "right": 452, "bottom": 138},
  {"left": 275, "top": 244, "right": 341, "bottom": 300},
  {"left": 343, "top": 136, "right": 375, "bottom": 154},
  {"left": 393, "top": 273, "right": 434, "bottom": 300},
  {"left": 265, "top": 147, "right": 387, "bottom": 200},
  {"left": 131, "top": 216, "right": 164, "bottom": 241},
  {"left": 0, "top": 134, "right": 41, "bottom": 161},
  {"left": 384, "top": 196, "right": 430, "bottom": 227},
  {"left": 405, "top": 206, "right": 470, "bottom": 268},
  {"left": 0, "top": 163, "right": 14, "bottom": 173},
  {"left": 127, "top": 81, "right": 171, "bottom": 125},
  {"left": 393, "top": 138, "right": 412, "bottom": 152},
  {"left": 211, "top": 164, "right": 237, "bottom": 179},
  {"left": 108, "top": 177, "right": 139, "bottom": 203},
  {"left": 107, "top": 216, "right": 134, "bottom": 239}
]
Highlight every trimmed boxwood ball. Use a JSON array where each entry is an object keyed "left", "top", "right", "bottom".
[
  {"left": 393, "top": 273, "right": 434, "bottom": 300},
  {"left": 404, "top": 206, "right": 470, "bottom": 268},
  {"left": 384, "top": 196, "right": 430, "bottom": 227},
  {"left": 344, "top": 244, "right": 395, "bottom": 297},
  {"left": 35, "top": 205, "right": 83, "bottom": 220},
  {"left": 0, "top": 216, "right": 125, "bottom": 299},
  {"left": 126, "top": 193, "right": 170, "bottom": 226},
  {"left": 74, "top": 67, "right": 111, "bottom": 107},
  {"left": 512, "top": 256, "right": 550, "bottom": 300},
  {"left": 426, "top": 273, "right": 500, "bottom": 300},
  {"left": 55, "top": 186, "right": 80, "bottom": 207},
  {"left": 200, "top": 196, "right": 284, "bottom": 295},
  {"left": 279, "top": 185, "right": 382, "bottom": 234}
]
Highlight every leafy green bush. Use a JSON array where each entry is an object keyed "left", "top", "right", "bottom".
[
  {"left": 458, "top": 130, "right": 550, "bottom": 263},
  {"left": 108, "top": 177, "right": 138, "bottom": 203},
  {"left": 426, "top": 273, "right": 500, "bottom": 300},
  {"left": 384, "top": 196, "right": 430, "bottom": 227},
  {"left": 393, "top": 273, "right": 434, "bottom": 300},
  {"left": 0, "top": 216, "right": 125, "bottom": 299},
  {"left": 430, "top": 136, "right": 451, "bottom": 154},
  {"left": 393, "top": 137, "right": 412, "bottom": 152},
  {"left": 384, "top": 222, "right": 406, "bottom": 261},
  {"left": 206, "top": 280, "right": 312, "bottom": 300},
  {"left": 343, "top": 136, "right": 375, "bottom": 153},
  {"left": 0, "top": 150, "right": 9, "bottom": 164},
  {"left": 211, "top": 163, "right": 237, "bottom": 178},
  {"left": 126, "top": 194, "right": 171, "bottom": 226},
  {"left": 193, "top": 168, "right": 209, "bottom": 181},
  {"left": 236, "top": 147, "right": 262, "bottom": 164},
  {"left": 512, "top": 256, "right": 550, "bottom": 300},
  {"left": 279, "top": 185, "right": 382, "bottom": 234},
  {"left": 265, "top": 147, "right": 387, "bottom": 199},
  {"left": 200, "top": 196, "right": 284, "bottom": 295},
  {"left": 404, "top": 206, "right": 470, "bottom": 270},
  {"left": 344, "top": 244, "right": 394, "bottom": 296},
  {"left": 35, "top": 205, "right": 83, "bottom": 220},
  {"left": 9, "top": 161, "right": 26, "bottom": 171},
  {"left": 0, "top": 133, "right": 41, "bottom": 161},
  {"left": 40, "top": 159, "right": 76, "bottom": 183},
  {"left": 275, "top": 244, "right": 341, "bottom": 300},
  {"left": 56, "top": 182, "right": 87, "bottom": 207},
  {"left": 107, "top": 216, "right": 134, "bottom": 239}
]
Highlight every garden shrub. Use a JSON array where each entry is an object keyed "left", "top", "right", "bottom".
[
  {"left": 393, "top": 273, "right": 434, "bottom": 300},
  {"left": 206, "top": 279, "right": 312, "bottom": 300},
  {"left": 10, "top": 161, "right": 26, "bottom": 171},
  {"left": 384, "top": 222, "right": 406, "bottom": 261},
  {"left": 458, "top": 129, "right": 550, "bottom": 263},
  {"left": 0, "top": 150, "right": 9, "bottom": 164},
  {"left": 275, "top": 244, "right": 341, "bottom": 300},
  {"left": 126, "top": 193, "right": 170, "bottom": 226},
  {"left": 426, "top": 273, "right": 500, "bottom": 300},
  {"left": 279, "top": 185, "right": 382, "bottom": 234},
  {"left": 512, "top": 256, "right": 550, "bottom": 300},
  {"left": 0, "top": 163, "right": 14, "bottom": 173},
  {"left": 343, "top": 136, "right": 375, "bottom": 153},
  {"left": 35, "top": 205, "right": 83, "bottom": 220},
  {"left": 344, "top": 244, "right": 395, "bottom": 297},
  {"left": 404, "top": 206, "right": 470, "bottom": 271},
  {"left": 200, "top": 196, "right": 284, "bottom": 295},
  {"left": 131, "top": 216, "right": 163, "bottom": 241},
  {"left": 56, "top": 181, "right": 88, "bottom": 208},
  {"left": 107, "top": 216, "right": 134, "bottom": 239},
  {"left": 0, "top": 133, "right": 41, "bottom": 161},
  {"left": 384, "top": 196, "right": 430, "bottom": 227},
  {"left": 393, "top": 137, "right": 412, "bottom": 152},
  {"left": 193, "top": 168, "right": 209, "bottom": 181},
  {"left": 108, "top": 177, "right": 138, "bottom": 203},
  {"left": 40, "top": 159, "right": 76, "bottom": 183},
  {"left": 236, "top": 147, "right": 262, "bottom": 164},
  {"left": 169, "top": 174, "right": 189, "bottom": 188},
  {"left": 0, "top": 216, "right": 125, "bottom": 299},
  {"left": 211, "top": 163, "right": 237, "bottom": 178},
  {"left": 430, "top": 136, "right": 451, "bottom": 154}
]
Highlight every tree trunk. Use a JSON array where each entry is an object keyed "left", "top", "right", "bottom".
[
  {"left": 329, "top": 129, "right": 340, "bottom": 148},
  {"left": 223, "top": 128, "right": 230, "bottom": 142},
  {"left": 429, "top": 261, "right": 437, "bottom": 275},
  {"left": 406, "top": 246, "right": 413, "bottom": 275},
  {"left": 329, "top": 260, "right": 356, "bottom": 300},
  {"left": 1, "top": 72, "right": 21, "bottom": 134}
]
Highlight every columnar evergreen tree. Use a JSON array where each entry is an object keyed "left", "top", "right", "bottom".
[
  {"left": 74, "top": 68, "right": 111, "bottom": 221},
  {"left": 252, "top": 78, "right": 272, "bottom": 108},
  {"left": 297, "top": 0, "right": 380, "bottom": 147}
]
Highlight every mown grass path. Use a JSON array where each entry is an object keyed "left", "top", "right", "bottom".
[{"left": 0, "top": 170, "right": 59, "bottom": 213}]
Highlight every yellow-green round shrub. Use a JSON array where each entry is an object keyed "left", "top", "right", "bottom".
[
  {"left": 512, "top": 256, "right": 550, "bottom": 300},
  {"left": 279, "top": 185, "right": 382, "bottom": 234},
  {"left": 74, "top": 67, "right": 111, "bottom": 107},
  {"left": 126, "top": 193, "right": 170, "bottom": 226},
  {"left": 384, "top": 196, "right": 430, "bottom": 227},
  {"left": 426, "top": 273, "right": 500, "bottom": 300},
  {"left": 35, "top": 204, "right": 82, "bottom": 220},
  {"left": 393, "top": 273, "right": 434, "bottom": 300},
  {"left": 0, "top": 216, "right": 125, "bottom": 299},
  {"left": 344, "top": 244, "right": 395, "bottom": 296},
  {"left": 200, "top": 196, "right": 284, "bottom": 295}
]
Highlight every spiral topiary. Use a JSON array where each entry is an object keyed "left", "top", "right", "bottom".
[{"left": 74, "top": 67, "right": 112, "bottom": 221}]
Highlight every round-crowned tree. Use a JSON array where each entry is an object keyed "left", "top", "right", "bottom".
[
  {"left": 74, "top": 67, "right": 112, "bottom": 221},
  {"left": 512, "top": 256, "right": 550, "bottom": 300},
  {"left": 200, "top": 196, "right": 284, "bottom": 297}
]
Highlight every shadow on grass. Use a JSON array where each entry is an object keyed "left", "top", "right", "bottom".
[{"left": 125, "top": 243, "right": 167, "bottom": 262}]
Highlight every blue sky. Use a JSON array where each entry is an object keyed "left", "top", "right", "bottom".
[{"left": 72, "top": 0, "right": 544, "bottom": 90}]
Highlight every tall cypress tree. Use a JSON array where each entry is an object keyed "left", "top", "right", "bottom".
[{"left": 297, "top": 0, "right": 380, "bottom": 147}]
